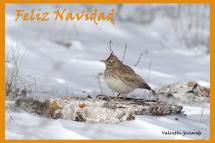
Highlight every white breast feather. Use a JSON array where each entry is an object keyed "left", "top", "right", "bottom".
[{"left": 105, "top": 78, "right": 134, "bottom": 94}]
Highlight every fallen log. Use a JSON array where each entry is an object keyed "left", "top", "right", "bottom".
[
  {"left": 15, "top": 95, "right": 183, "bottom": 123},
  {"left": 13, "top": 81, "right": 210, "bottom": 123}
]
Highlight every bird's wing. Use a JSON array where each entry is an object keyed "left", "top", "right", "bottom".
[{"left": 117, "top": 65, "right": 147, "bottom": 88}]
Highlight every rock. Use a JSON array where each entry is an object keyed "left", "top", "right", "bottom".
[
  {"left": 126, "top": 114, "right": 135, "bottom": 121},
  {"left": 12, "top": 81, "right": 210, "bottom": 123},
  {"left": 75, "top": 112, "right": 86, "bottom": 122},
  {"left": 15, "top": 97, "right": 50, "bottom": 116},
  {"left": 156, "top": 81, "right": 210, "bottom": 103},
  {"left": 16, "top": 80, "right": 211, "bottom": 123},
  {"left": 15, "top": 95, "right": 183, "bottom": 123}
]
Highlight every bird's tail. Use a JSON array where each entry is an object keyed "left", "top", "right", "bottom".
[
  {"left": 139, "top": 83, "right": 157, "bottom": 95},
  {"left": 151, "top": 89, "right": 157, "bottom": 95}
]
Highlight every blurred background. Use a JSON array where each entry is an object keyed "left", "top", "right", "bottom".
[{"left": 6, "top": 4, "right": 210, "bottom": 97}]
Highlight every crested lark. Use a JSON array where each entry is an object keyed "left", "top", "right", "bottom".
[{"left": 101, "top": 52, "right": 156, "bottom": 97}]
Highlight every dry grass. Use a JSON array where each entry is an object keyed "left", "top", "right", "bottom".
[
  {"left": 122, "top": 43, "right": 127, "bottom": 63},
  {"left": 134, "top": 53, "right": 143, "bottom": 67},
  {"left": 6, "top": 44, "right": 32, "bottom": 100},
  {"left": 97, "top": 72, "right": 103, "bottom": 95}
]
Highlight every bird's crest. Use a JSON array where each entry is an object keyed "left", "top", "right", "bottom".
[{"left": 101, "top": 51, "right": 122, "bottom": 67}]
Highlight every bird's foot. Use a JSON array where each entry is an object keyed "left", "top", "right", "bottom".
[
  {"left": 116, "top": 93, "right": 128, "bottom": 99},
  {"left": 116, "top": 93, "right": 122, "bottom": 99}
]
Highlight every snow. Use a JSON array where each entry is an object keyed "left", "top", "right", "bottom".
[
  {"left": 6, "top": 101, "right": 209, "bottom": 139},
  {"left": 5, "top": 4, "right": 210, "bottom": 139}
]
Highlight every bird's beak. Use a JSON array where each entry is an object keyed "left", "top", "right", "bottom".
[{"left": 100, "top": 60, "right": 105, "bottom": 63}]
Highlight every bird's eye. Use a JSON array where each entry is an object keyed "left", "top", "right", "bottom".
[{"left": 108, "top": 61, "right": 112, "bottom": 64}]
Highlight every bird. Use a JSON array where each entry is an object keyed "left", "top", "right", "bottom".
[{"left": 101, "top": 51, "right": 156, "bottom": 97}]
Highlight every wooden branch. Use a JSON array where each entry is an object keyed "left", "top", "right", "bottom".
[
  {"left": 12, "top": 81, "right": 210, "bottom": 124},
  {"left": 15, "top": 94, "right": 183, "bottom": 123}
]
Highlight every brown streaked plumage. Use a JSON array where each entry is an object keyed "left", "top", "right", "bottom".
[{"left": 101, "top": 52, "right": 156, "bottom": 96}]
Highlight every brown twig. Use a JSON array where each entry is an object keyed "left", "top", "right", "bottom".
[
  {"left": 6, "top": 43, "right": 34, "bottom": 99},
  {"left": 97, "top": 73, "right": 103, "bottom": 95},
  {"left": 134, "top": 53, "right": 143, "bottom": 67},
  {"left": 122, "top": 43, "right": 127, "bottom": 63},
  {"left": 109, "top": 40, "right": 113, "bottom": 52}
]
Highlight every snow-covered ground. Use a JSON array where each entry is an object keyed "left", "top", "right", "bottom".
[
  {"left": 6, "top": 101, "right": 209, "bottom": 140},
  {"left": 5, "top": 4, "right": 210, "bottom": 140}
]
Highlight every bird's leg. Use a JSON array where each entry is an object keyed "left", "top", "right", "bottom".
[
  {"left": 112, "top": 91, "right": 115, "bottom": 96},
  {"left": 116, "top": 93, "right": 125, "bottom": 99},
  {"left": 116, "top": 93, "right": 128, "bottom": 99}
]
